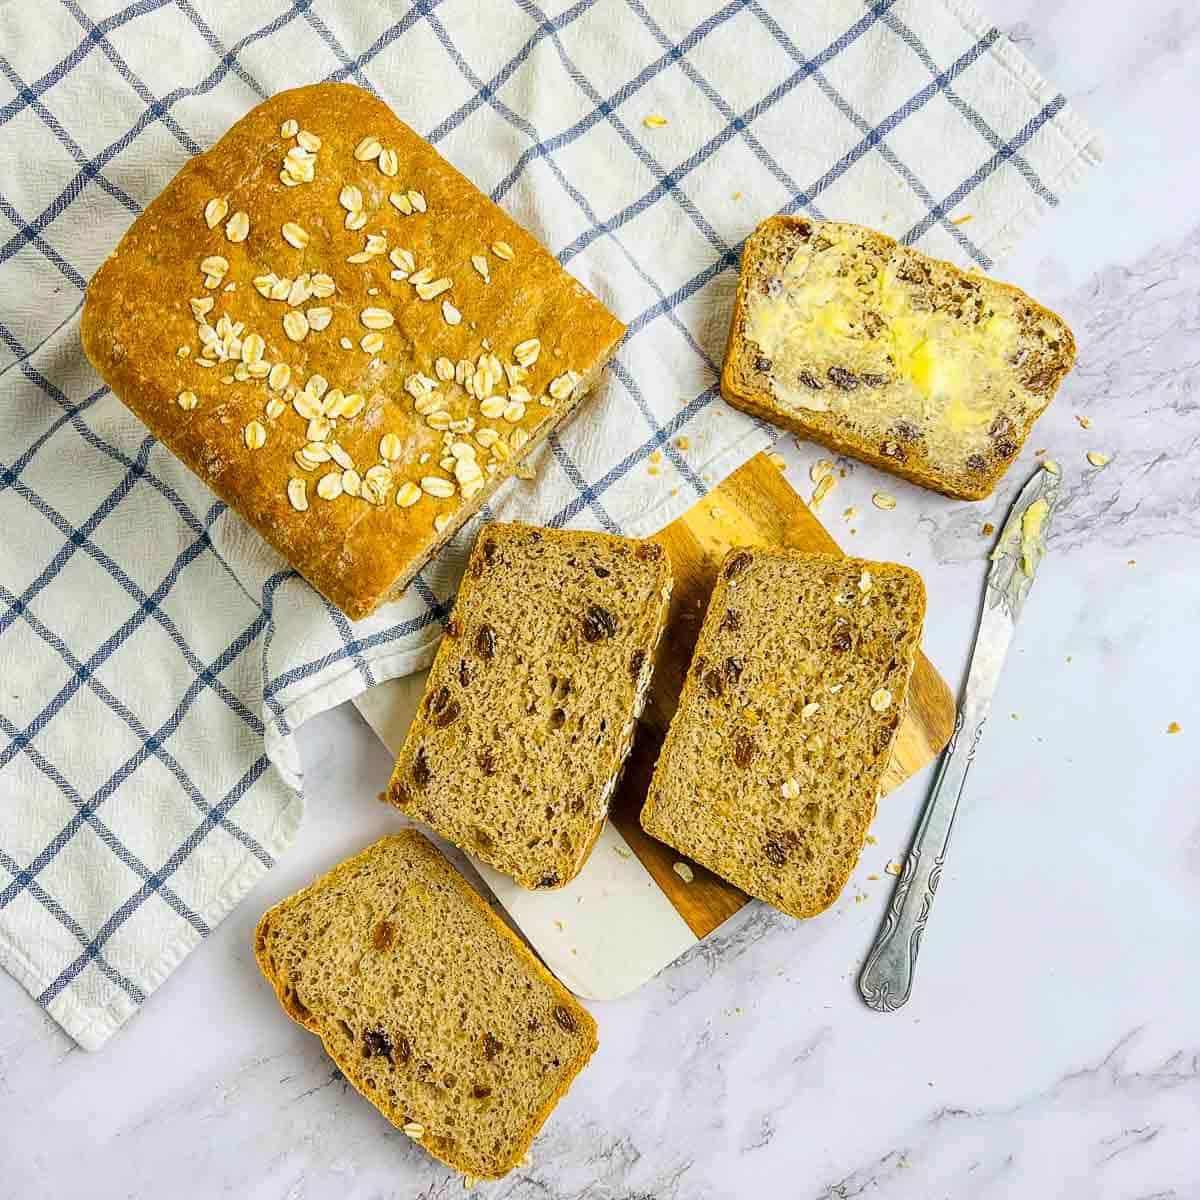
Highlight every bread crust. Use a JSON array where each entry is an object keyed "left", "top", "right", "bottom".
[
  {"left": 640, "top": 547, "right": 926, "bottom": 919},
  {"left": 254, "top": 830, "right": 597, "bottom": 1180},
  {"left": 720, "top": 216, "right": 1076, "bottom": 501},
  {"left": 81, "top": 82, "right": 624, "bottom": 619}
]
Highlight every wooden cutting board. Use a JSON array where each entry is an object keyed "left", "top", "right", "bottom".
[
  {"left": 354, "top": 451, "right": 957, "bottom": 999},
  {"left": 610, "top": 452, "right": 957, "bottom": 939}
]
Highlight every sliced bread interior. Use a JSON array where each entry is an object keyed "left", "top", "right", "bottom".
[
  {"left": 255, "top": 830, "right": 597, "bottom": 1180},
  {"left": 721, "top": 216, "right": 1076, "bottom": 500},
  {"left": 389, "top": 522, "right": 672, "bottom": 889},
  {"left": 640, "top": 547, "right": 925, "bottom": 918}
]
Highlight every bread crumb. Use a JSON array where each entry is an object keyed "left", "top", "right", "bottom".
[
  {"left": 885, "top": 861, "right": 902, "bottom": 876},
  {"left": 767, "top": 451, "right": 787, "bottom": 470},
  {"left": 733, "top": 191, "right": 743, "bottom": 200},
  {"left": 643, "top": 114, "right": 668, "bottom": 128},
  {"left": 842, "top": 506, "right": 856, "bottom": 520},
  {"left": 950, "top": 213, "right": 974, "bottom": 225},
  {"left": 810, "top": 458, "right": 834, "bottom": 484},
  {"left": 1167, "top": 721, "right": 1181, "bottom": 734},
  {"left": 1077, "top": 415, "right": 1091, "bottom": 429},
  {"left": 1128, "top": 559, "right": 1136, "bottom": 567},
  {"left": 1086, "top": 450, "right": 1110, "bottom": 467},
  {"left": 709, "top": 505, "right": 722, "bottom": 518},
  {"left": 675, "top": 436, "right": 690, "bottom": 450},
  {"left": 614, "top": 844, "right": 632, "bottom": 858},
  {"left": 865, "top": 834, "right": 877, "bottom": 845},
  {"left": 670, "top": 486, "right": 679, "bottom": 497},
  {"left": 809, "top": 473, "right": 836, "bottom": 510},
  {"left": 376, "top": 791, "right": 388, "bottom": 804},
  {"left": 981, "top": 522, "right": 995, "bottom": 536},
  {"left": 673, "top": 861, "right": 694, "bottom": 883},
  {"left": 648, "top": 465, "right": 660, "bottom": 476},
  {"left": 867, "top": 874, "right": 880, "bottom": 881},
  {"left": 649, "top": 449, "right": 662, "bottom": 464},
  {"left": 872, "top": 491, "right": 897, "bottom": 510},
  {"left": 553, "top": 919, "right": 564, "bottom": 931},
  {"left": 1042, "top": 459, "right": 1060, "bottom": 475}
]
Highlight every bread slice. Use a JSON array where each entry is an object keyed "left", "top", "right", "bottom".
[
  {"left": 721, "top": 217, "right": 1075, "bottom": 501},
  {"left": 254, "top": 831, "right": 597, "bottom": 1180},
  {"left": 389, "top": 523, "right": 672, "bottom": 889},
  {"left": 640, "top": 548, "right": 925, "bottom": 918}
]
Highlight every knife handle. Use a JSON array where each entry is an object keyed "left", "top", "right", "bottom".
[{"left": 858, "top": 707, "right": 984, "bottom": 1012}]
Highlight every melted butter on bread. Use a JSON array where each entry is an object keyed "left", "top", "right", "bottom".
[{"left": 742, "top": 223, "right": 1051, "bottom": 479}]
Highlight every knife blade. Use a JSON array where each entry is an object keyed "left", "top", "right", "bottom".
[{"left": 858, "top": 466, "right": 1062, "bottom": 1012}]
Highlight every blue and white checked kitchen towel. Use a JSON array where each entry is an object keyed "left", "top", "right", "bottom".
[{"left": 0, "top": 0, "right": 1099, "bottom": 1048}]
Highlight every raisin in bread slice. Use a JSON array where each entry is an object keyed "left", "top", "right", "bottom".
[
  {"left": 255, "top": 831, "right": 597, "bottom": 1181},
  {"left": 389, "top": 523, "right": 672, "bottom": 889},
  {"left": 640, "top": 548, "right": 925, "bottom": 919},
  {"left": 721, "top": 216, "right": 1076, "bottom": 501}
]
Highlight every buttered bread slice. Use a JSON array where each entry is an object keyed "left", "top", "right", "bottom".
[{"left": 721, "top": 217, "right": 1075, "bottom": 500}]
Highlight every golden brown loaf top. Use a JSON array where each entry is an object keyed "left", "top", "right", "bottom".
[
  {"left": 640, "top": 547, "right": 925, "bottom": 919},
  {"left": 721, "top": 217, "right": 1075, "bottom": 501},
  {"left": 254, "top": 830, "right": 597, "bottom": 1181},
  {"left": 389, "top": 523, "right": 673, "bottom": 889},
  {"left": 81, "top": 82, "right": 625, "bottom": 619}
]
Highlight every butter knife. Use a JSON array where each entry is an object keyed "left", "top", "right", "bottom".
[{"left": 858, "top": 466, "right": 1061, "bottom": 1012}]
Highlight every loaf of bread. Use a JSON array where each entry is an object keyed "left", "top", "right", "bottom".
[
  {"left": 389, "top": 523, "right": 672, "bottom": 889},
  {"left": 640, "top": 547, "right": 925, "bottom": 918},
  {"left": 721, "top": 217, "right": 1075, "bottom": 501},
  {"left": 255, "top": 830, "right": 597, "bottom": 1180},
  {"left": 81, "top": 82, "right": 624, "bottom": 620}
]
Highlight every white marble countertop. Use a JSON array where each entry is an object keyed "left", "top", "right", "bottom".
[{"left": 4, "top": 3, "right": 1199, "bottom": 1196}]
